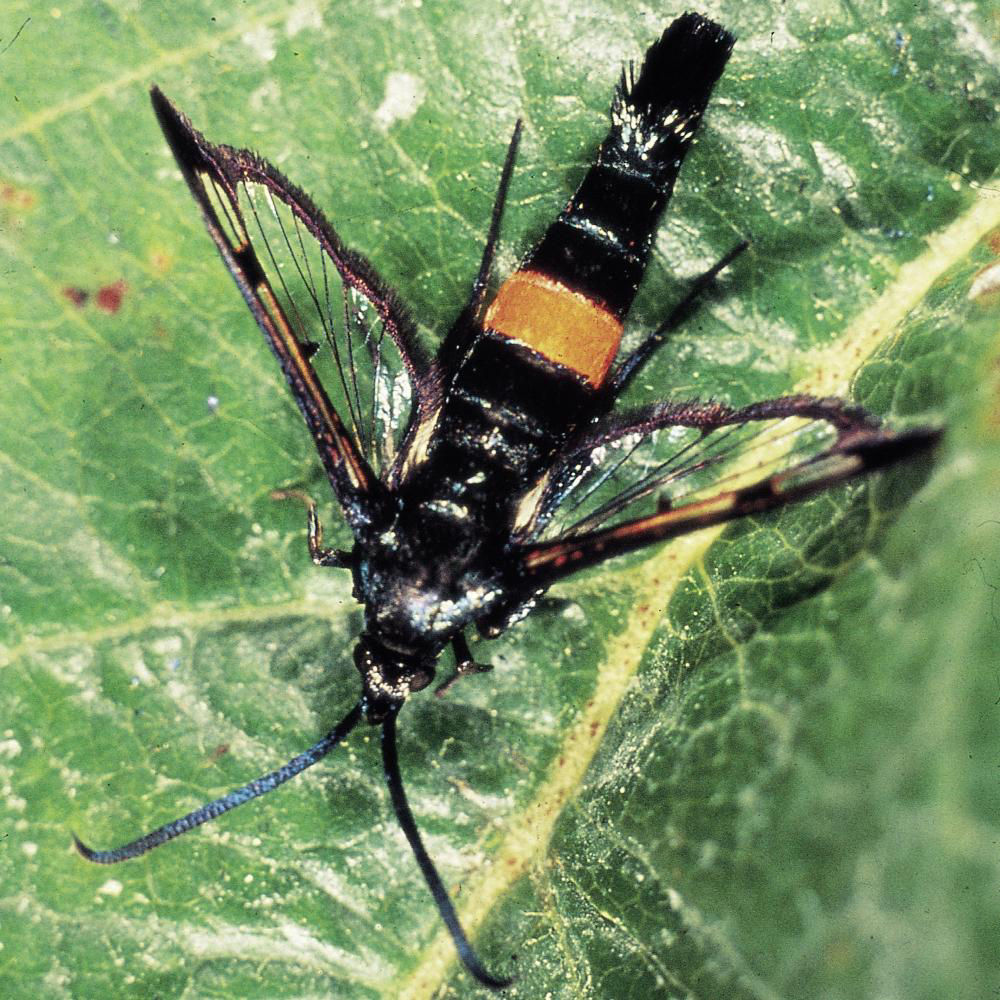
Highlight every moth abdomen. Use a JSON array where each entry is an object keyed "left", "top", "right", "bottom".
[
  {"left": 612, "top": 11, "right": 735, "bottom": 186},
  {"left": 485, "top": 13, "right": 735, "bottom": 387}
]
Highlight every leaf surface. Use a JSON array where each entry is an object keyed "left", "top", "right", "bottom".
[{"left": 0, "top": 3, "right": 997, "bottom": 998}]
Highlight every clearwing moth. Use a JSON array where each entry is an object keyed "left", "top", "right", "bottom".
[{"left": 75, "top": 13, "right": 940, "bottom": 989}]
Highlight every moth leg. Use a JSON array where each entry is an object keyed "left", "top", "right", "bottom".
[
  {"left": 468, "top": 119, "right": 523, "bottom": 317},
  {"left": 610, "top": 239, "right": 749, "bottom": 396},
  {"left": 438, "top": 120, "right": 523, "bottom": 368},
  {"left": 270, "top": 489, "right": 354, "bottom": 568},
  {"left": 435, "top": 633, "right": 493, "bottom": 697}
]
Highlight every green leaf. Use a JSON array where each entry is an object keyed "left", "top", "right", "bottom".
[{"left": 1, "top": 3, "right": 997, "bottom": 998}]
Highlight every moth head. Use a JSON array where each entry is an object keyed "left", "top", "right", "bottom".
[{"left": 354, "top": 634, "right": 435, "bottom": 722}]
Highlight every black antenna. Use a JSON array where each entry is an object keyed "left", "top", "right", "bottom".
[
  {"left": 74, "top": 700, "right": 364, "bottom": 863},
  {"left": 381, "top": 707, "right": 513, "bottom": 990}
]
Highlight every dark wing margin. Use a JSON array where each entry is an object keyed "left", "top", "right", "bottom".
[
  {"left": 515, "top": 396, "right": 941, "bottom": 583},
  {"left": 151, "top": 86, "right": 438, "bottom": 527}
]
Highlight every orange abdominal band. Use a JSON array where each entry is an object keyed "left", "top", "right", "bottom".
[{"left": 483, "top": 270, "right": 623, "bottom": 388}]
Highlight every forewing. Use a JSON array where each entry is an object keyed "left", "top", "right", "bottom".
[
  {"left": 517, "top": 396, "right": 878, "bottom": 544},
  {"left": 151, "top": 88, "right": 436, "bottom": 519}
]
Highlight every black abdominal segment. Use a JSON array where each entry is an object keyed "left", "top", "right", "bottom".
[
  {"left": 414, "top": 335, "right": 594, "bottom": 516},
  {"left": 420, "top": 14, "right": 735, "bottom": 523},
  {"left": 524, "top": 14, "right": 734, "bottom": 317}
]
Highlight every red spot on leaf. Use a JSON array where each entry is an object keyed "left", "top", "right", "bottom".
[
  {"left": 96, "top": 279, "right": 127, "bottom": 314},
  {"left": 62, "top": 286, "right": 88, "bottom": 307},
  {"left": 0, "top": 182, "right": 35, "bottom": 211}
]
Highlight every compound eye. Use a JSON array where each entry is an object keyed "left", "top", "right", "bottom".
[
  {"left": 352, "top": 641, "right": 375, "bottom": 679},
  {"left": 408, "top": 667, "right": 435, "bottom": 693}
]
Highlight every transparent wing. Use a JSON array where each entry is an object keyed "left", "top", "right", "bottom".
[
  {"left": 152, "top": 88, "right": 437, "bottom": 514},
  {"left": 518, "top": 395, "right": 882, "bottom": 543},
  {"left": 225, "top": 175, "right": 429, "bottom": 482}
]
